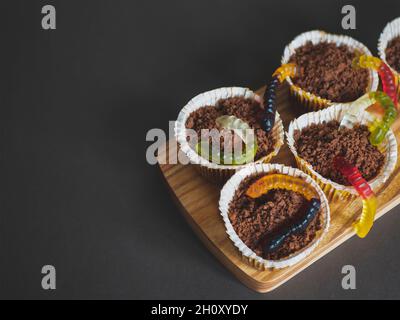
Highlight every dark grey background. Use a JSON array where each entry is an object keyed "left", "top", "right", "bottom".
[{"left": 1, "top": 0, "right": 400, "bottom": 299}]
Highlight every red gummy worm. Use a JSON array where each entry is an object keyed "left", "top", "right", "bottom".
[
  {"left": 378, "top": 62, "right": 398, "bottom": 107},
  {"left": 332, "top": 156, "right": 373, "bottom": 200}
]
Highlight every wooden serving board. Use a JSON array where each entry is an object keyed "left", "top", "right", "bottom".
[{"left": 157, "top": 84, "right": 400, "bottom": 293}]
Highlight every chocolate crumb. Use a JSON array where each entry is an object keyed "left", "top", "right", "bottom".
[
  {"left": 386, "top": 36, "right": 400, "bottom": 73},
  {"left": 294, "top": 120, "right": 384, "bottom": 185},
  {"left": 289, "top": 41, "right": 369, "bottom": 102}
]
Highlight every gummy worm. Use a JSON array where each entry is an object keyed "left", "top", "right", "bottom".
[
  {"left": 245, "top": 173, "right": 316, "bottom": 200},
  {"left": 259, "top": 198, "right": 321, "bottom": 255},
  {"left": 368, "top": 91, "right": 398, "bottom": 145},
  {"left": 339, "top": 93, "right": 375, "bottom": 129},
  {"left": 263, "top": 63, "right": 297, "bottom": 132},
  {"left": 246, "top": 173, "right": 321, "bottom": 254},
  {"left": 352, "top": 55, "right": 398, "bottom": 108},
  {"left": 195, "top": 115, "right": 258, "bottom": 165},
  {"left": 333, "top": 156, "right": 377, "bottom": 238},
  {"left": 216, "top": 115, "right": 252, "bottom": 142},
  {"left": 216, "top": 115, "right": 258, "bottom": 164}
]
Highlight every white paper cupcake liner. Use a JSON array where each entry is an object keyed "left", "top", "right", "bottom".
[
  {"left": 281, "top": 30, "right": 379, "bottom": 110},
  {"left": 286, "top": 104, "right": 398, "bottom": 201},
  {"left": 174, "top": 87, "right": 285, "bottom": 183},
  {"left": 378, "top": 17, "right": 400, "bottom": 79},
  {"left": 219, "top": 163, "right": 330, "bottom": 270}
]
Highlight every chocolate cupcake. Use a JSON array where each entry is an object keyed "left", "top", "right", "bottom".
[
  {"left": 287, "top": 104, "right": 397, "bottom": 201},
  {"left": 219, "top": 164, "right": 330, "bottom": 269},
  {"left": 378, "top": 17, "right": 400, "bottom": 79},
  {"left": 282, "top": 30, "right": 379, "bottom": 110},
  {"left": 175, "top": 88, "right": 284, "bottom": 183}
]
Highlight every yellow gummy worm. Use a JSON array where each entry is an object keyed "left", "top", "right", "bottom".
[
  {"left": 352, "top": 55, "right": 381, "bottom": 70},
  {"left": 353, "top": 197, "right": 378, "bottom": 238},
  {"left": 246, "top": 173, "right": 316, "bottom": 200},
  {"left": 272, "top": 63, "right": 297, "bottom": 82}
]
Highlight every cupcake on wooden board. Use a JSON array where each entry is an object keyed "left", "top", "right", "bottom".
[
  {"left": 175, "top": 88, "right": 284, "bottom": 183},
  {"left": 281, "top": 30, "right": 379, "bottom": 110},
  {"left": 219, "top": 164, "right": 330, "bottom": 269},
  {"left": 287, "top": 104, "right": 397, "bottom": 201},
  {"left": 378, "top": 17, "right": 400, "bottom": 79}
]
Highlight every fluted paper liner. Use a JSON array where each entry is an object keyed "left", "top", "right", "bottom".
[
  {"left": 378, "top": 17, "right": 400, "bottom": 79},
  {"left": 282, "top": 30, "right": 379, "bottom": 111},
  {"left": 219, "top": 163, "right": 330, "bottom": 270},
  {"left": 286, "top": 104, "right": 398, "bottom": 201},
  {"left": 174, "top": 87, "right": 285, "bottom": 183}
]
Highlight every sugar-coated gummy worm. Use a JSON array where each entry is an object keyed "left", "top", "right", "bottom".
[
  {"left": 263, "top": 63, "right": 297, "bottom": 132},
  {"left": 245, "top": 173, "right": 316, "bottom": 200},
  {"left": 368, "top": 91, "right": 398, "bottom": 145},
  {"left": 352, "top": 55, "right": 398, "bottom": 108},
  {"left": 333, "top": 156, "right": 377, "bottom": 238},
  {"left": 259, "top": 198, "right": 321, "bottom": 255}
]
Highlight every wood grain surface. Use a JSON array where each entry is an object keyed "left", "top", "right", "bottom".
[{"left": 157, "top": 84, "right": 400, "bottom": 293}]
